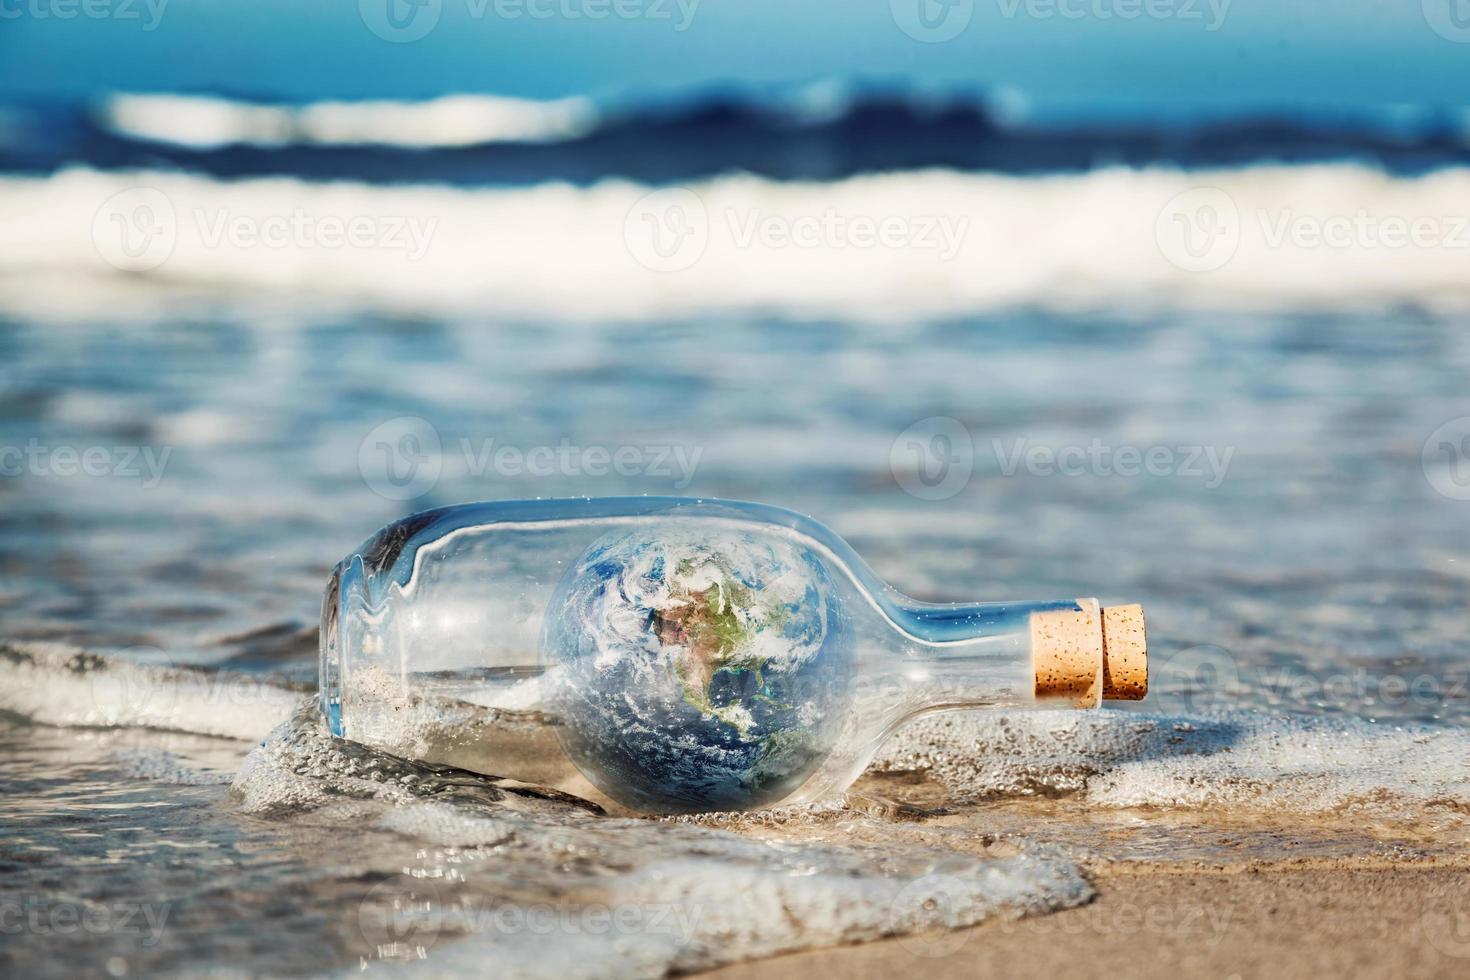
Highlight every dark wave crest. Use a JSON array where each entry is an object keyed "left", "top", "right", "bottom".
[{"left": 2, "top": 86, "right": 1468, "bottom": 186}]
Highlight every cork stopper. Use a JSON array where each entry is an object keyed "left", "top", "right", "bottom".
[
  {"left": 1031, "top": 599, "right": 1104, "bottom": 708},
  {"left": 1100, "top": 604, "right": 1148, "bottom": 700},
  {"left": 1031, "top": 601, "right": 1148, "bottom": 708}
]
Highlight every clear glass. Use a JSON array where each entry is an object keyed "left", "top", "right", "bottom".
[{"left": 320, "top": 497, "right": 1105, "bottom": 814}]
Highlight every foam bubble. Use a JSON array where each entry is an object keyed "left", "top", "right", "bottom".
[
  {"left": 106, "top": 747, "right": 235, "bottom": 785},
  {"left": 876, "top": 709, "right": 1470, "bottom": 819}
]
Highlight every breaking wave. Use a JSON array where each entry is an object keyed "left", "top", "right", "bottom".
[
  {"left": 4, "top": 84, "right": 1468, "bottom": 184},
  {"left": 2, "top": 163, "right": 1469, "bottom": 322},
  {"left": 100, "top": 92, "right": 600, "bottom": 150}
]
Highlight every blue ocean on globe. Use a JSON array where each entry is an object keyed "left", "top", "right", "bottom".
[{"left": 541, "top": 522, "right": 854, "bottom": 813}]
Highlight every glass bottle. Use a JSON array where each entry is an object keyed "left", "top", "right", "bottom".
[{"left": 320, "top": 497, "right": 1147, "bottom": 815}]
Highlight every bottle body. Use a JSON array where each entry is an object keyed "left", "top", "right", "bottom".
[{"left": 321, "top": 497, "right": 1145, "bottom": 814}]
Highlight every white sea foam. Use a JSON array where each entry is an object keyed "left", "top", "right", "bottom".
[
  {"left": 876, "top": 709, "right": 1470, "bottom": 819},
  {"left": 377, "top": 802, "right": 519, "bottom": 847},
  {"left": 382, "top": 854, "right": 1091, "bottom": 979},
  {"left": 3, "top": 164, "right": 1470, "bottom": 323},
  {"left": 232, "top": 698, "right": 1093, "bottom": 976},
  {"left": 0, "top": 642, "right": 299, "bottom": 740},
  {"left": 106, "top": 746, "right": 236, "bottom": 785},
  {"left": 101, "top": 93, "right": 598, "bottom": 149}
]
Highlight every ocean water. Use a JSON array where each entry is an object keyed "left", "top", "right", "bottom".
[{"left": 3, "top": 89, "right": 1470, "bottom": 978}]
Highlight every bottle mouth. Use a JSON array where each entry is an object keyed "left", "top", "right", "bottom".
[
  {"left": 318, "top": 562, "right": 345, "bottom": 736},
  {"left": 1030, "top": 601, "right": 1148, "bottom": 707}
]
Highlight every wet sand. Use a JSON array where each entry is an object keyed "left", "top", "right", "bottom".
[{"left": 710, "top": 862, "right": 1470, "bottom": 980}]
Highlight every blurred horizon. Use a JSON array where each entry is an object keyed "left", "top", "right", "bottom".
[{"left": 1, "top": 0, "right": 1469, "bottom": 124}]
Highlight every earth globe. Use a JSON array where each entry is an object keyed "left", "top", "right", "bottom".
[{"left": 540, "top": 522, "right": 854, "bottom": 813}]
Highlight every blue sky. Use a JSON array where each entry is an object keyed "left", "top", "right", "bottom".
[{"left": 1, "top": 0, "right": 1466, "bottom": 118}]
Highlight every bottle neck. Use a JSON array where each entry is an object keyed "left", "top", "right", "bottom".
[
  {"left": 892, "top": 597, "right": 1083, "bottom": 646},
  {"left": 874, "top": 596, "right": 1105, "bottom": 712}
]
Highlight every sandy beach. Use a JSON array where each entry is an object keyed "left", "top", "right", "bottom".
[{"left": 714, "top": 861, "right": 1470, "bottom": 980}]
